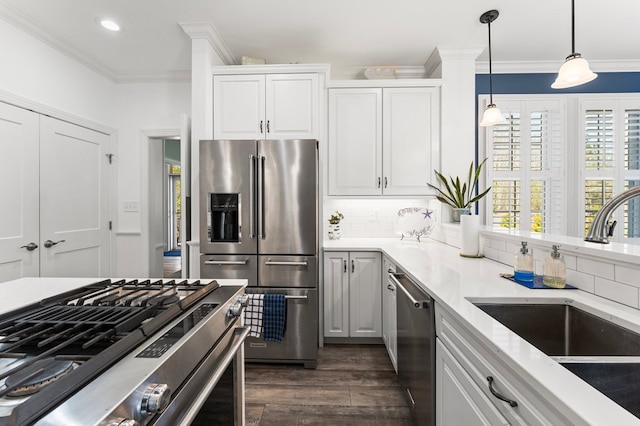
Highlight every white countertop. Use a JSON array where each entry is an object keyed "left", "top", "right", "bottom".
[
  {"left": 324, "top": 238, "right": 640, "bottom": 425},
  {"left": 0, "top": 277, "right": 247, "bottom": 315}
]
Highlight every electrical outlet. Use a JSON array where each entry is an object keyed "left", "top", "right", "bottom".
[{"left": 123, "top": 201, "right": 139, "bottom": 212}]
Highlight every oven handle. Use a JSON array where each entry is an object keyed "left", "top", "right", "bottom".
[
  {"left": 204, "top": 260, "right": 249, "bottom": 265},
  {"left": 179, "top": 326, "right": 250, "bottom": 424}
]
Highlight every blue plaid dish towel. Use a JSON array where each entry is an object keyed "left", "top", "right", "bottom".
[
  {"left": 244, "top": 294, "right": 264, "bottom": 338},
  {"left": 263, "top": 294, "right": 286, "bottom": 343}
]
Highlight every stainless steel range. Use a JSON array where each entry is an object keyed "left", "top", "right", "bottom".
[{"left": 0, "top": 278, "right": 248, "bottom": 426}]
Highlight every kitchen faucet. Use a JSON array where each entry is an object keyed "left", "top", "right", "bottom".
[{"left": 585, "top": 185, "right": 640, "bottom": 243}]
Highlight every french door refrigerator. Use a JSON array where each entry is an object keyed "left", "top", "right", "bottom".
[{"left": 200, "top": 139, "right": 318, "bottom": 368}]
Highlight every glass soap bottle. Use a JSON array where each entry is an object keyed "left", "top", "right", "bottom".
[
  {"left": 543, "top": 245, "right": 566, "bottom": 288},
  {"left": 514, "top": 241, "right": 534, "bottom": 283}
]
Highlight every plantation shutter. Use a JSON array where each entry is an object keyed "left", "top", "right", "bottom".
[
  {"left": 624, "top": 107, "right": 640, "bottom": 238},
  {"left": 485, "top": 98, "right": 565, "bottom": 233}
]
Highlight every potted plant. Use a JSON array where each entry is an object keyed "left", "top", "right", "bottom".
[
  {"left": 427, "top": 158, "right": 492, "bottom": 222},
  {"left": 327, "top": 210, "right": 344, "bottom": 240}
]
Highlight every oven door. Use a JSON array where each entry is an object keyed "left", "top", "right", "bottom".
[{"left": 153, "top": 325, "right": 249, "bottom": 426}]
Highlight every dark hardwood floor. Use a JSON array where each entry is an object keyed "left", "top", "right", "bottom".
[{"left": 245, "top": 344, "right": 412, "bottom": 425}]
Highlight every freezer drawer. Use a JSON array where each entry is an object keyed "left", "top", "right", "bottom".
[
  {"left": 244, "top": 288, "right": 318, "bottom": 368},
  {"left": 200, "top": 255, "right": 258, "bottom": 286},
  {"left": 258, "top": 255, "right": 317, "bottom": 288}
]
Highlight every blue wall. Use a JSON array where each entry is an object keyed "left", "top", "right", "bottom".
[
  {"left": 476, "top": 72, "right": 640, "bottom": 95},
  {"left": 475, "top": 72, "right": 640, "bottom": 156}
]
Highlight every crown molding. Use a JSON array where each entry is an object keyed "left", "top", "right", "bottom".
[
  {"left": 115, "top": 70, "right": 192, "bottom": 84},
  {"left": 424, "top": 46, "right": 484, "bottom": 77},
  {"left": 179, "top": 22, "right": 237, "bottom": 65},
  {"left": 0, "top": 2, "right": 119, "bottom": 82},
  {"left": 476, "top": 59, "right": 640, "bottom": 74}
]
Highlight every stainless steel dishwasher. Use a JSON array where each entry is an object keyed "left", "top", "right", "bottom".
[{"left": 390, "top": 266, "right": 435, "bottom": 426}]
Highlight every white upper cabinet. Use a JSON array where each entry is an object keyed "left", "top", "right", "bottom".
[
  {"left": 383, "top": 87, "right": 439, "bottom": 195},
  {"left": 328, "top": 85, "right": 440, "bottom": 196},
  {"left": 213, "top": 73, "right": 319, "bottom": 140},
  {"left": 328, "top": 88, "right": 382, "bottom": 195}
]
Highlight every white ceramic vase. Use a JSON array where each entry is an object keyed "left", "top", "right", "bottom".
[{"left": 328, "top": 224, "right": 341, "bottom": 240}]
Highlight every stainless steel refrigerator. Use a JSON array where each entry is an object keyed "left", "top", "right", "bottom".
[{"left": 199, "top": 139, "right": 318, "bottom": 368}]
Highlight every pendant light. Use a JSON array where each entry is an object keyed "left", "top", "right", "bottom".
[
  {"left": 551, "top": 0, "right": 597, "bottom": 89},
  {"left": 479, "top": 10, "right": 505, "bottom": 127}
]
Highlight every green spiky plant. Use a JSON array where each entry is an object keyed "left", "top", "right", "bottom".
[{"left": 427, "top": 158, "right": 492, "bottom": 209}]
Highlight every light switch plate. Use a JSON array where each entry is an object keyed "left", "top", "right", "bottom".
[{"left": 123, "top": 201, "right": 139, "bottom": 212}]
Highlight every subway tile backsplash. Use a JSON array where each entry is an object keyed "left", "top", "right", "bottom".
[
  {"left": 471, "top": 229, "right": 640, "bottom": 310},
  {"left": 322, "top": 198, "right": 436, "bottom": 239}
]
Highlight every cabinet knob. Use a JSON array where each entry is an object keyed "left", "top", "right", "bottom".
[
  {"left": 260, "top": 120, "right": 264, "bottom": 133},
  {"left": 384, "top": 177, "right": 388, "bottom": 188},
  {"left": 343, "top": 260, "right": 347, "bottom": 273},
  {"left": 377, "top": 177, "right": 381, "bottom": 188},
  {"left": 266, "top": 120, "right": 270, "bottom": 133},
  {"left": 351, "top": 260, "right": 355, "bottom": 273}
]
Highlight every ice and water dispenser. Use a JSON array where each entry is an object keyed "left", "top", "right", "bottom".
[{"left": 207, "top": 193, "right": 239, "bottom": 242}]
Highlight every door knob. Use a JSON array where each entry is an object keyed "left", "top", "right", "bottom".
[
  {"left": 20, "top": 242, "right": 38, "bottom": 251},
  {"left": 44, "top": 239, "right": 65, "bottom": 248}
]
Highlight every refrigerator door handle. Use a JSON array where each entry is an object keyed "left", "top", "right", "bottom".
[
  {"left": 258, "top": 155, "right": 266, "bottom": 240},
  {"left": 265, "top": 260, "right": 309, "bottom": 266},
  {"left": 249, "top": 155, "right": 256, "bottom": 239},
  {"left": 204, "top": 259, "right": 249, "bottom": 266}
]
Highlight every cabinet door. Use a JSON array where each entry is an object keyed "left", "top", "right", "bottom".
[
  {"left": 349, "top": 252, "right": 382, "bottom": 337},
  {"left": 436, "top": 340, "right": 510, "bottom": 426},
  {"left": 323, "top": 251, "right": 349, "bottom": 338},
  {"left": 382, "top": 87, "right": 439, "bottom": 195},
  {"left": 328, "top": 88, "right": 382, "bottom": 195},
  {"left": 213, "top": 74, "right": 266, "bottom": 139},
  {"left": 0, "top": 103, "right": 39, "bottom": 282},
  {"left": 266, "top": 74, "right": 318, "bottom": 139}
]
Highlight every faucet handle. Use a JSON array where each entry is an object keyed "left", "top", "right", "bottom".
[{"left": 607, "top": 220, "right": 617, "bottom": 237}]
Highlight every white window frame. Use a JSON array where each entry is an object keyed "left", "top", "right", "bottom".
[
  {"left": 479, "top": 95, "right": 568, "bottom": 234},
  {"left": 480, "top": 93, "right": 640, "bottom": 242}
]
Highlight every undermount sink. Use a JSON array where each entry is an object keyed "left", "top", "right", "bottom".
[
  {"left": 473, "top": 302, "right": 640, "bottom": 356},
  {"left": 473, "top": 301, "right": 640, "bottom": 419},
  {"left": 561, "top": 360, "right": 640, "bottom": 419}
]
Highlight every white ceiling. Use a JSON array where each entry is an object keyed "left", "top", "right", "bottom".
[{"left": 1, "top": 0, "right": 639, "bottom": 82}]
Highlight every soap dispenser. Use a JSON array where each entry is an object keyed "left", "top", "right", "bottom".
[
  {"left": 543, "top": 245, "right": 566, "bottom": 288},
  {"left": 514, "top": 241, "right": 534, "bottom": 283}
]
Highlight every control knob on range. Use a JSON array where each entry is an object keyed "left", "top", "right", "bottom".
[
  {"left": 227, "top": 302, "right": 243, "bottom": 318},
  {"left": 140, "top": 383, "right": 171, "bottom": 415}
]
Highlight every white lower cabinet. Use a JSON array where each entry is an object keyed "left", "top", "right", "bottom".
[
  {"left": 382, "top": 256, "right": 397, "bottom": 372},
  {"left": 436, "top": 340, "right": 510, "bottom": 425},
  {"left": 323, "top": 251, "right": 382, "bottom": 338},
  {"left": 435, "top": 303, "right": 574, "bottom": 426}
]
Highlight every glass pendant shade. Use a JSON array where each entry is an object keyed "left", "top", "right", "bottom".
[
  {"left": 551, "top": 54, "right": 597, "bottom": 88},
  {"left": 480, "top": 104, "right": 505, "bottom": 127}
]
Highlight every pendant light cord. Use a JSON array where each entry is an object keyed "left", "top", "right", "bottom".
[
  {"left": 571, "top": 0, "right": 576, "bottom": 53},
  {"left": 488, "top": 19, "right": 494, "bottom": 105}
]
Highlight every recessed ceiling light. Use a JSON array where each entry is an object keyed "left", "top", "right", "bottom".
[{"left": 100, "top": 19, "right": 120, "bottom": 32}]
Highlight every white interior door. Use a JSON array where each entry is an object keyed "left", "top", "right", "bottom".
[
  {"left": 39, "top": 116, "right": 111, "bottom": 278},
  {"left": 180, "top": 114, "right": 191, "bottom": 278},
  {"left": 0, "top": 103, "right": 40, "bottom": 282},
  {"left": 149, "top": 138, "right": 165, "bottom": 278}
]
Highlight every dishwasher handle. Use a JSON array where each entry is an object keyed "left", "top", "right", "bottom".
[{"left": 389, "top": 273, "right": 429, "bottom": 309}]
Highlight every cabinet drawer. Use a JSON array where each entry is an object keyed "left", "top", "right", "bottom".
[{"left": 435, "top": 304, "right": 574, "bottom": 426}]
